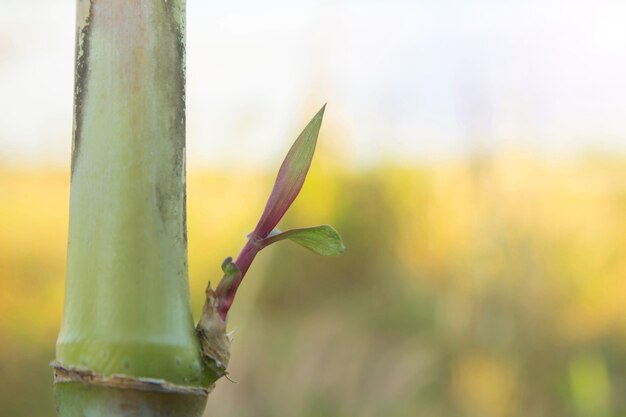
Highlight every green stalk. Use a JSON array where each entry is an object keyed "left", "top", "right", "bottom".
[{"left": 54, "top": 0, "right": 216, "bottom": 415}]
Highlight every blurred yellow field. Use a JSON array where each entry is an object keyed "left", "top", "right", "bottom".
[{"left": 1, "top": 157, "right": 625, "bottom": 416}]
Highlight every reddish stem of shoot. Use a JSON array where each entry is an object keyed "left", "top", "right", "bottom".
[{"left": 215, "top": 235, "right": 261, "bottom": 320}]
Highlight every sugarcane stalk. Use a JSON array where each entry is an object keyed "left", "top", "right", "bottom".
[{"left": 53, "top": 1, "right": 218, "bottom": 415}]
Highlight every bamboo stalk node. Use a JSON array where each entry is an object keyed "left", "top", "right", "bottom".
[{"left": 50, "top": 361, "right": 211, "bottom": 396}]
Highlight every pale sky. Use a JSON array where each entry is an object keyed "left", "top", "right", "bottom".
[{"left": 1, "top": 0, "right": 625, "bottom": 168}]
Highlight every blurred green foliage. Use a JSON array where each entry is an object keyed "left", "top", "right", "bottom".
[{"left": 1, "top": 155, "right": 625, "bottom": 416}]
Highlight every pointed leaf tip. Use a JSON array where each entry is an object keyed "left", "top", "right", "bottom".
[
  {"left": 252, "top": 105, "right": 326, "bottom": 238},
  {"left": 260, "top": 225, "right": 345, "bottom": 257}
]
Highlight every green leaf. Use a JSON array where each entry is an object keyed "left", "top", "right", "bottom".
[{"left": 260, "top": 225, "right": 346, "bottom": 256}]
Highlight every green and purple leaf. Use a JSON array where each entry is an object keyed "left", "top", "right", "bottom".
[{"left": 251, "top": 104, "right": 325, "bottom": 239}]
